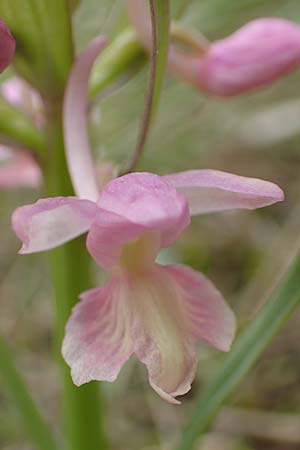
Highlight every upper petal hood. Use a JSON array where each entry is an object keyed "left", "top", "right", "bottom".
[
  {"left": 12, "top": 197, "right": 98, "bottom": 253},
  {"left": 87, "top": 172, "right": 190, "bottom": 269},
  {"left": 164, "top": 169, "right": 284, "bottom": 215}
]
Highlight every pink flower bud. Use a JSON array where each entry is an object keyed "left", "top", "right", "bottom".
[
  {"left": 196, "top": 18, "right": 300, "bottom": 96},
  {"left": 0, "top": 18, "right": 15, "bottom": 72},
  {"left": 127, "top": 1, "right": 300, "bottom": 97}
]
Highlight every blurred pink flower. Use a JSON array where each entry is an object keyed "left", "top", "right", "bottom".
[
  {"left": 1, "top": 77, "right": 44, "bottom": 126},
  {"left": 0, "top": 77, "right": 43, "bottom": 189},
  {"left": 0, "top": 147, "right": 41, "bottom": 189},
  {"left": 195, "top": 18, "right": 300, "bottom": 96},
  {"left": 0, "top": 17, "right": 15, "bottom": 72},
  {"left": 127, "top": 1, "right": 300, "bottom": 96},
  {"left": 11, "top": 35, "right": 285, "bottom": 403}
]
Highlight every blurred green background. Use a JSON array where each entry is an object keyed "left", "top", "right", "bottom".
[{"left": 1, "top": 0, "right": 300, "bottom": 449}]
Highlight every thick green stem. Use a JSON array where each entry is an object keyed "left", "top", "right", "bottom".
[
  {"left": 43, "top": 102, "right": 108, "bottom": 450},
  {"left": 0, "top": 334, "right": 58, "bottom": 450}
]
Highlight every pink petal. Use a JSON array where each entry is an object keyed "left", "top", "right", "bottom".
[
  {"left": 132, "top": 264, "right": 235, "bottom": 403},
  {"left": 0, "top": 148, "right": 41, "bottom": 189},
  {"left": 62, "top": 276, "right": 134, "bottom": 386},
  {"left": 12, "top": 197, "right": 98, "bottom": 254},
  {"left": 131, "top": 266, "right": 198, "bottom": 404},
  {"left": 164, "top": 169, "right": 284, "bottom": 215},
  {"left": 0, "top": 18, "right": 15, "bottom": 72},
  {"left": 164, "top": 265, "right": 236, "bottom": 352},
  {"left": 87, "top": 172, "right": 190, "bottom": 269},
  {"left": 63, "top": 35, "right": 107, "bottom": 202},
  {"left": 197, "top": 19, "right": 300, "bottom": 96}
]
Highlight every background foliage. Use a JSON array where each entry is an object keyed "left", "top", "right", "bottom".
[{"left": 1, "top": 0, "right": 300, "bottom": 449}]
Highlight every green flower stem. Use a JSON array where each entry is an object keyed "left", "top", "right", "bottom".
[
  {"left": 0, "top": 96, "right": 45, "bottom": 155},
  {"left": 43, "top": 101, "right": 108, "bottom": 450},
  {"left": 177, "top": 253, "right": 300, "bottom": 450},
  {"left": 0, "top": 334, "right": 58, "bottom": 450}
]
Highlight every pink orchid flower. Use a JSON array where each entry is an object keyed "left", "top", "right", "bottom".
[
  {"left": 12, "top": 36, "right": 284, "bottom": 403},
  {"left": 0, "top": 17, "right": 15, "bottom": 72},
  {"left": 0, "top": 78, "right": 42, "bottom": 189},
  {"left": 127, "top": 1, "right": 300, "bottom": 96}
]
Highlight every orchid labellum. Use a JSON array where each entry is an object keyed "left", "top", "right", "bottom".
[
  {"left": 127, "top": 0, "right": 300, "bottom": 96},
  {"left": 12, "top": 36, "right": 284, "bottom": 403}
]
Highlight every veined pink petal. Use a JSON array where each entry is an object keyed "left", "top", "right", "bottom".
[
  {"left": 130, "top": 266, "right": 197, "bottom": 404},
  {"left": 132, "top": 264, "right": 235, "bottom": 403},
  {"left": 164, "top": 265, "right": 236, "bottom": 352},
  {"left": 0, "top": 18, "right": 15, "bottom": 72},
  {"left": 164, "top": 169, "right": 284, "bottom": 215},
  {"left": 87, "top": 172, "right": 190, "bottom": 269},
  {"left": 63, "top": 35, "right": 107, "bottom": 202},
  {"left": 197, "top": 19, "right": 300, "bottom": 96},
  {"left": 12, "top": 197, "right": 98, "bottom": 254},
  {"left": 0, "top": 148, "right": 41, "bottom": 188},
  {"left": 62, "top": 276, "right": 134, "bottom": 385}
]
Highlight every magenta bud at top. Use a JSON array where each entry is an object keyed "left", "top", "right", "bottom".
[
  {"left": 0, "top": 17, "right": 15, "bottom": 72},
  {"left": 195, "top": 18, "right": 300, "bottom": 96}
]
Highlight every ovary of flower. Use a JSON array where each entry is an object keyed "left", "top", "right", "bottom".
[
  {"left": 12, "top": 170, "right": 284, "bottom": 403},
  {"left": 127, "top": 1, "right": 300, "bottom": 96}
]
